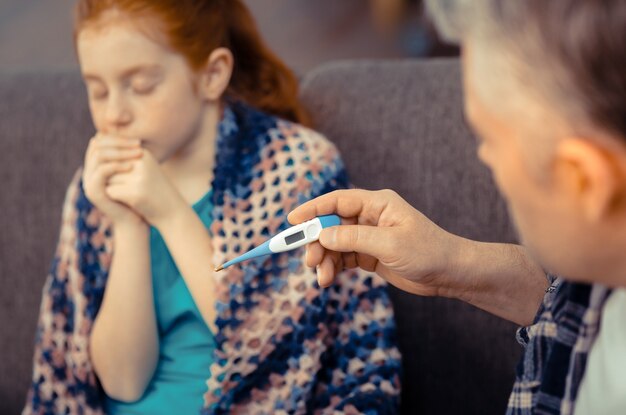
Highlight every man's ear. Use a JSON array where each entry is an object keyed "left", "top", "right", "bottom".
[
  {"left": 554, "top": 138, "right": 626, "bottom": 222},
  {"left": 198, "top": 47, "right": 234, "bottom": 101}
]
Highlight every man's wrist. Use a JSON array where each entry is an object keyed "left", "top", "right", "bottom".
[{"left": 440, "top": 236, "right": 483, "bottom": 303}]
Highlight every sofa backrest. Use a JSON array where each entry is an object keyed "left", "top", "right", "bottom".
[
  {"left": 0, "top": 70, "right": 95, "bottom": 415},
  {"left": 300, "top": 59, "right": 521, "bottom": 415}
]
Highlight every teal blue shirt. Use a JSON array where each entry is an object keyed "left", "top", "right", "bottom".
[{"left": 106, "top": 190, "right": 216, "bottom": 415}]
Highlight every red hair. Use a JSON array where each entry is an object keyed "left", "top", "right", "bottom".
[{"left": 74, "top": 0, "right": 310, "bottom": 126}]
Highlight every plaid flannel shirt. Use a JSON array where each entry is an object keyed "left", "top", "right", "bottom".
[{"left": 506, "top": 276, "right": 612, "bottom": 414}]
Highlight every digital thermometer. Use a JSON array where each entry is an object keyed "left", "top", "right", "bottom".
[{"left": 214, "top": 214, "right": 341, "bottom": 271}]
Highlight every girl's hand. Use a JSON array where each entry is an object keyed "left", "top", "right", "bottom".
[
  {"left": 105, "top": 148, "right": 187, "bottom": 228},
  {"left": 82, "top": 134, "right": 145, "bottom": 226}
]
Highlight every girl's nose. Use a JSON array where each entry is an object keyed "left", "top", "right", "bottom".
[{"left": 104, "top": 92, "right": 132, "bottom": 129}]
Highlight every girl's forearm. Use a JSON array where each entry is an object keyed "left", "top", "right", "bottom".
[
  {"left": 89, "top": 220, "right": 158, "bottom": 402},
  {"left": 154, "top": 205, "right": 218, "bottom": 332}
]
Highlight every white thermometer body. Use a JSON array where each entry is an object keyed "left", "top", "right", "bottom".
[{"left": 216, "top": 214, "right": 341, "bottom": 271}]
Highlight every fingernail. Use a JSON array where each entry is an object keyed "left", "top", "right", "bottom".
[{"left": 321, "top": 228, "right": 337, "bottom": 247}]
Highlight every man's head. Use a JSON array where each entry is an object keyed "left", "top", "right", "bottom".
[{"left": 427, "top": 0, "right": 626, "bottom": 285}]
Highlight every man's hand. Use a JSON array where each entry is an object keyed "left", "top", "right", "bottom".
[
  {"left": 289, "top": 189, "right": 549, "bottom": 325},
  {"left": 288, "top": 189, "right": 464, "bottom": 296}
]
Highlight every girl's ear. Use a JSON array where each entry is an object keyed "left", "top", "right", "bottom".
[{"left": 198, "top": 47, "right": 234, "bottom": 101}]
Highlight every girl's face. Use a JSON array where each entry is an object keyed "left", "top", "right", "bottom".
[{"left": 77, "top": 17, "right": 209, "bottom": 163}]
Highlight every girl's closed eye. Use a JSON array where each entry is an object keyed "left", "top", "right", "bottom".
[
  {"left": 130, "top": 76, "right": 161, "bottom": 95},
  {"left": 86, "top": 82, "right": 108, "bottom": 100}
]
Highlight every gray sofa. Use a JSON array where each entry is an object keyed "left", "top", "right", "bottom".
[{"left": 0, "top": 59, "right": 522, "bottom": 415}]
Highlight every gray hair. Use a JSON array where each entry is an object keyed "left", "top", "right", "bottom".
[{"left": 425, "top": 0, "right": 626, "bottom": 142}]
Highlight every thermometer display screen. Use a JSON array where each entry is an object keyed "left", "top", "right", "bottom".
[{"left": 285, "top": 230, "right": 306, "bottom": 245}]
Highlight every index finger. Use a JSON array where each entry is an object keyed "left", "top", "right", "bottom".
[
  {"left": 96, "top": 133, "right": 141, "bottom": 148},
  {"left": 288, "top": 189, "right": 380, "bottom": 225}
]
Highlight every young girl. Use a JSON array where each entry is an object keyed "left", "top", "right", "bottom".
[{"left": 23, "top": 1, "right": 400, "bottom": 414}]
